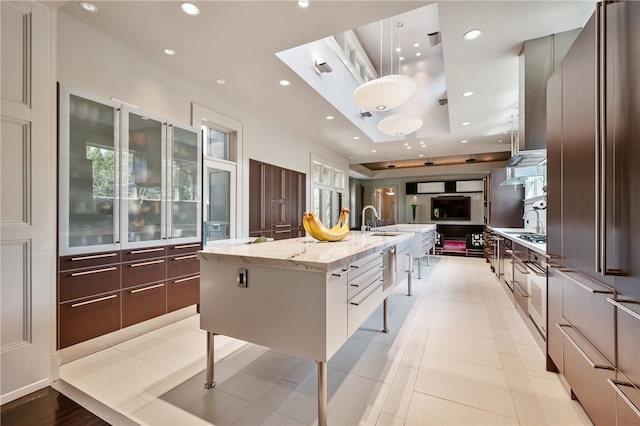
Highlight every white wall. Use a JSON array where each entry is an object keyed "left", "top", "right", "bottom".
[{"left": 56, "top": 12, "right": 349, "bottom": 231}]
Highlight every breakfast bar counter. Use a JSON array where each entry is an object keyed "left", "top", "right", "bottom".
[{"left": 198, "top": 232, "right": 414, "bottom": 426}]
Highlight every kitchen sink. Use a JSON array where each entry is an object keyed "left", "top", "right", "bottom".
[{"left": 369, "top": 231, "right": 403, "bottom": 236}]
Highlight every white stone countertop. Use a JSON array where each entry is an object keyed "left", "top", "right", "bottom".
[
  {"left": 373, "top": 223, "right": 437, "bottom": 233},
  {"left": 198, "top": 231, "right": 414, "bottom": 273},
  {"left": 488, "top": 227, "right": 547, "bottom": 256}
]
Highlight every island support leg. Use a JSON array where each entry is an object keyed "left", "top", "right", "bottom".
[
  {"left": 317, "top": 361, "right": 327, "bottom": 426},
  {"left": 407, "top": 253, "right": 413, "bottom": 296},
  {"left": 382, "top": 297, "right": 390, "bottom": 333},
  {"left": 417, "top": 257, "right": 422, "bottom": 279},
  {"left": 205, "top": 331, "right": 216, "bottom": 389}
]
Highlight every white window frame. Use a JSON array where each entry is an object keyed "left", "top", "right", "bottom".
[{"left": 192, "top": 103, "right": 243, "bottom": 240}]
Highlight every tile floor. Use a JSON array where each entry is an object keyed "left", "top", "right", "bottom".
[{"left": 58, "top": 255, "right": 593, "bottom": 425}]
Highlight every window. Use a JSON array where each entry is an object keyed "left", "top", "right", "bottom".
[
  {"left": 192, "top": 103, "right": 242, "bottom": 241},
  {"left": 311, "top": 155, "right": 347, "bottom": 228}
]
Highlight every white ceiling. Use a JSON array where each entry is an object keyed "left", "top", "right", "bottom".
[{"left": 56, "top": 0, "right": 596, "bottom": 174}]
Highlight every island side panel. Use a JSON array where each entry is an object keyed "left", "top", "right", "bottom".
[{"left": 199, "top": 260, "right": 348, "bottom": 362}]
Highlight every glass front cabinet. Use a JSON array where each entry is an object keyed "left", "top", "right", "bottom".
[
  {"left": 59, "top": 87, "right": 202, "bottom": 254},
  {"left": 57, "top": 84, "right": 202, "bottom": 349}
]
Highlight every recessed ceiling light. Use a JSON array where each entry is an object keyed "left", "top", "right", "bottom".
[
  {"left": 407, "top": 146, "right": 412, "bottom": 149},
  {"left": 279, "top": 80, "right": 290, "bottom": 86},
  {"left": 462, "top": 91, "right": 474, "bottom": 97},
  {"left": 416, "top": 52, "right": 422, "bottom": 57},
  {"left": 353, "top": 136, "right": 360, "bottom": 140},
  {"left": 404, "top": 143, "right": 409, "bottom": 146},
  {"left": 399, "top": 56, "right": 405, "bottom": 61},
  {"left": 461, "top": 140, "right": 469, "bottom": 143},
  {"left": 396, "top": 47, "right": 402, "bottom": 52},
  {"left": 298, "top": 0, "right": 310, "bottom": 8},
  {"left": 215, "top": 79, "right": 226, "bottom": 85},
  {"left": 498, "top": 140, "right": 503, "bottom": 143},
  {"left": 414, "top": 43, "right": 420, "bottom": 47},
  {"left": 180, "top": 2, "right": 200, "bottom": 15},
  {"left": 79, "top": 2, "right": 98, "bottom": 12},
  {"left": 463, "top": 29, "right": 482, "bottom": 40},
  {"left": 325, "top": 115, "right": 334, "bottom": 120},
  {"left": 419, "top": 154, "right": 424, "bottom": 157},
  {"left": 462, "top": 122, "right": 470, "bottom": 126},
  {"left": 163, "top": 48, "right": 176, "bottom": 56},
  {"left": 371, "top": 149, "right": 377, "bottom": 153}
]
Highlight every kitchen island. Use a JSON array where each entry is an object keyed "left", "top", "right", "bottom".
[
  {"left": 372, "top": 223, "right": 437, "bottom": 280},
  {"left": 197, "top": 232, "right": 414, "bottom": 426}
]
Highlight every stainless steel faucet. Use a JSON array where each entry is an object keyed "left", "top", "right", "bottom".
[
  {"left": 523, "top": 208, "right": 543, "bottom": 234},
  {"left": 361, "top": 205, "right": 379, "bottom": 232}
]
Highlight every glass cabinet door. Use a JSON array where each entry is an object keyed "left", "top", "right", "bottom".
[
  {"left": 168, "top": 123, "right": 201, "bottom": 242},
  {"left": 58, "top": 85, "right": 120, "bottom": 255},
  {"left": 120, "top": 108, "right": 166, "bottom": 248}
]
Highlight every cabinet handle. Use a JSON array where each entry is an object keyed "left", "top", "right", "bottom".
[
  {"left": 274, "top": 230, "right": 291, "bottom": 234},
  {"left": 70, "top": 253, "right": 117, "bottom": 261},
  {"left": 606, "top": 298, "right": 640, "bottom": 322},
  {"left": 129, "top": 259, "right": 165, "bottom": 268},
  {"left": 350, "top": 283, "right": 382, "bottom": 306},
  {"left": 274, "top": 224, "right": 290, "bottom": 228},
  {"left": 173, "top": 275, "right": 200, "bottom": 284},
  {"left": 556, "top": 269, "right": 613, "bottom": 294},
  {"left": 171, "top": 243, "right": 200, "bottom": 250},
  {"left": 331, "top": 268, "right": 350, "bottom": 277},
  {"left": 130, "top": 247, "right": 165, "bottom": 254},
  {"left": 130, "top": 283, "right": 165, "bottom": 294},
  {"left": 556, "top": 324, "right": 614, "bottom": 370},
  {"left": 70, "top": 266, "right": 117, "bottom": 277},
  {"left": 607, "top": 379, "right": 640, "bottom": 419},
  {"left": 173, "top": 254, "right": 197, "bottom": 261},
  {"left": 71, "top": 294, "right": 117, "bottom": 308}
]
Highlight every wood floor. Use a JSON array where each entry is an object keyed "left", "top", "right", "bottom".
[{"left": 1, "top": 386, "right": 110, "bottom": 426}]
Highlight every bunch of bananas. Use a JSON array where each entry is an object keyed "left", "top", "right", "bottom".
[{"left": 302, "top": 208, "right": 350, "bottom": 241}]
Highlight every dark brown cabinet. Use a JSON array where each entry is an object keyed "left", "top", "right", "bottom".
[
  {"left": 249, "top": 159, "right": 305, "bottom": 239},
  {"left": 487, "top": 168, "right": 523, "bottom": 228},
  {"left": 57, "top": 242, "right": 201, "bottom": 349},
  {"left": 546, "top": 3, "right": 640, "bottom": 424},
  {"left": 59, "top": 292, "right": 121, "bottom": 349}
]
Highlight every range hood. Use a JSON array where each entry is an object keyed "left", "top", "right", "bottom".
[
  {"left": 505, "top": 148, "right": 547, "bottom": 167},
  {"left": 500, "top": 166, "right": 545, "bottom": 186}
]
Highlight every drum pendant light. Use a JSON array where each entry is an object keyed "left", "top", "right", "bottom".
[
  {"left": 377, "top": 113, "right": 423, "bottom": 136},
  {"left": 353, "top": 21, "right": 417, "bottom": 112}
]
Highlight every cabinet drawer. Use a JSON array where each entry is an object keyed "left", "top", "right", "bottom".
[
  {"left": 167, "top": 274, "right": 199, "bottom": 312},
  {"left": 348, "top": 252, "right": 383, "bottom": 282},
  {"left": 560, "top": 269, "right": 615, "bottom": 362},
  {"left": 122, "top": 246, "right": 166, "bottom": 262},
  {"left": 348, "top": 267, "right": 383, "bottom": 300},
  {"left": 122, "top": 258, "right": 166, "bottom": 288},
  {"left": 610, "top": 379, "right": 640, "bottom": 426},
  {"left": 58, "top": 292, "right": 120, "bottom": 349},
  {"left": 167, "top": 253, "right": 199, "bottom": 279},
  {"left": 272, "top": 227, "right": 292, "bottom": 240},
  {"left": 122, "top": 282, "right": 167, "bottom": 327},
  {"left": 347, "top": 282, "right": 383, "bottom": 337},
  {"left": 59, "top": 251, "right": 120, "bottom": 271},
  {"left": 559, "top": 324, "right": 616, "bottom": 426},
  {"left": 59, "top": 264, "right": 121, "bottom": 302},
  {"left": 167, "top": 242, "right": 201, "bottom": 256},
  {"left": 611, "top": 297, "right": 640, "bottom": 386}
]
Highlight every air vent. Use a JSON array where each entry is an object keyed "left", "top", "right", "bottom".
[{"left": 438, "top": 98, "right": 448, "bottom": 106}]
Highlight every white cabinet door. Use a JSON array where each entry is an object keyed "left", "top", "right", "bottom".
[{"left": 1, "top": 1, "right": 55, "bottom": 404}]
